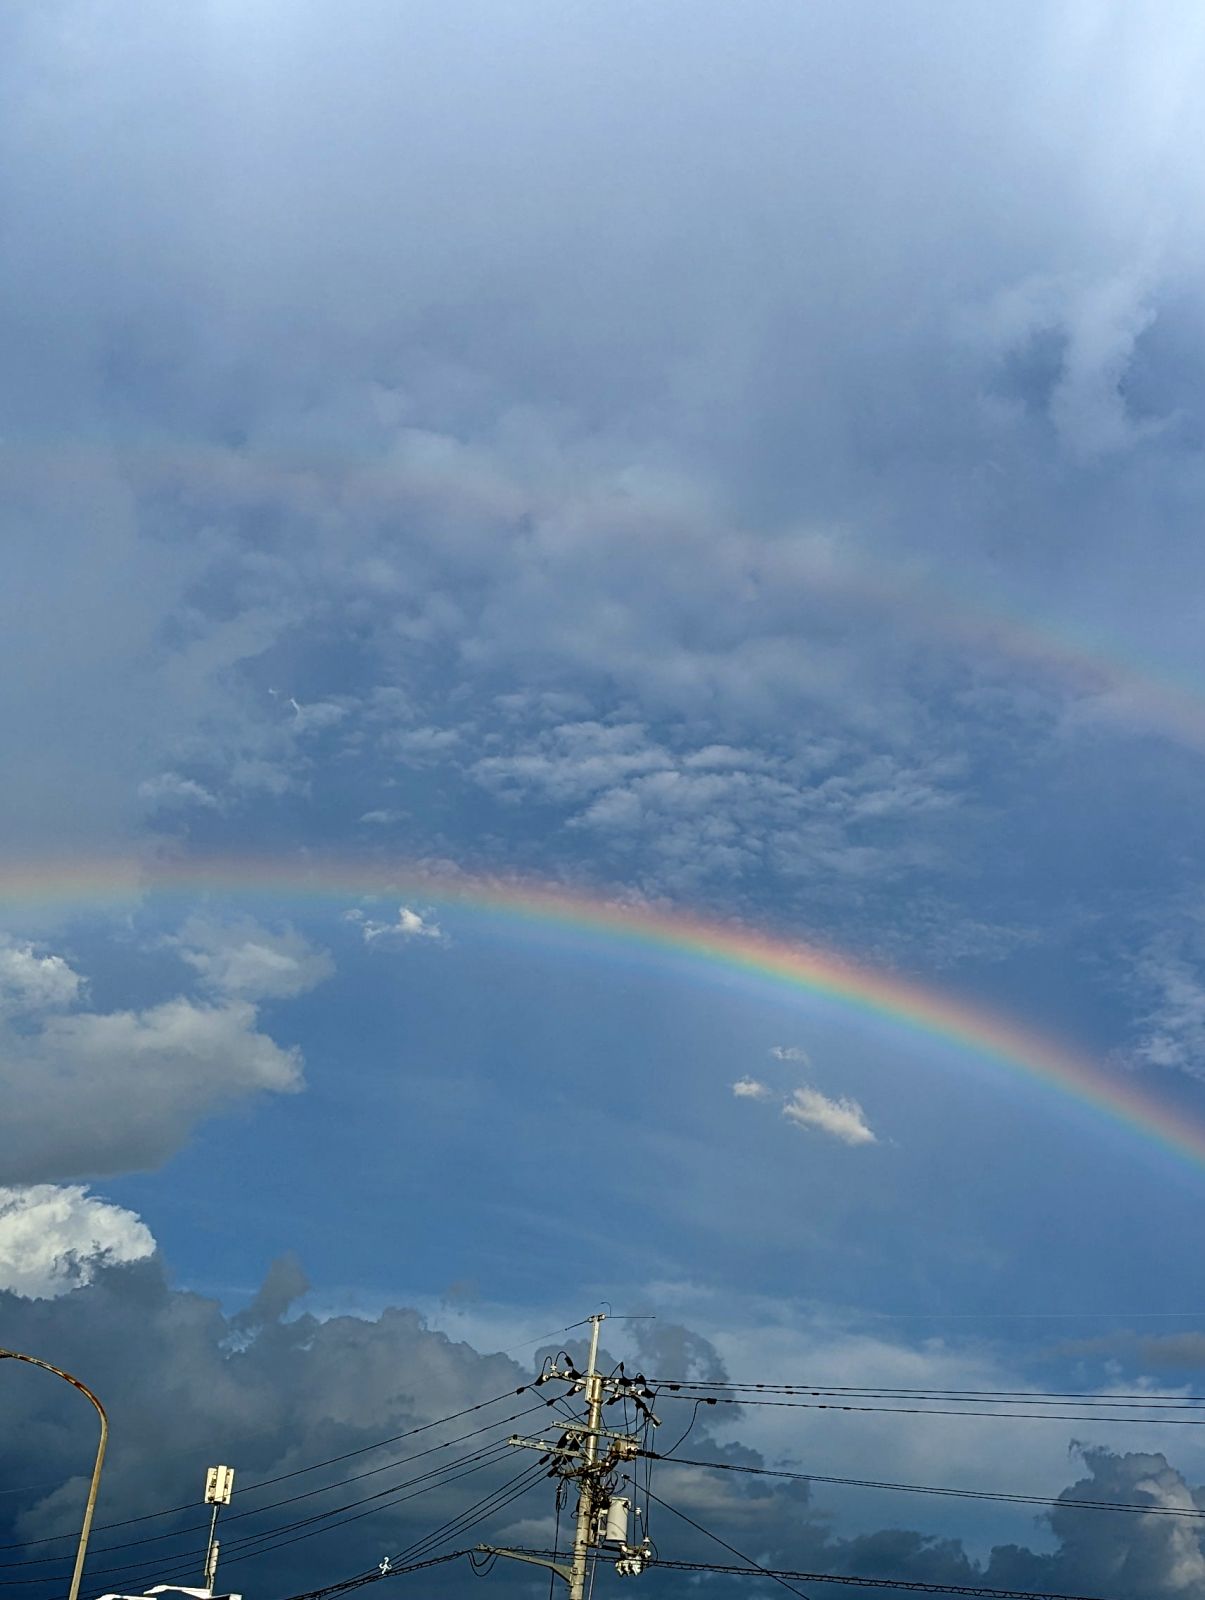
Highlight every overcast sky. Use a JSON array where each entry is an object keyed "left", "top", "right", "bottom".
[{"left": 7, "top": 4, "right": 1205, "bottom": 1600}]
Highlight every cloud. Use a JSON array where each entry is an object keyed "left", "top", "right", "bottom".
[
  {"left": 346, "top": 906, "right": 445, "bottom": 944},
  {"left": 1010, "top": 1446, "right": 1205, "bottom": 1598},
  {"left": 0, "top": 991, "right": 302, "bottom": 1183},
  {"left": 731, "top": 1077, "right": 772, "bottom": 1100},
  {"left": 172, "top": 915, "right": 334, "bottom": 1000},
  {"left": 137, "top": 772, "right": 222, "bottom": 811},
  {"left": 230, "top": 1249, "right": 310, "bottom": 1332},
  {"left": 782, "top": 1086, "right": 877, "bottom": 1147},
  {"left": 1131, "top": 960, "right": 1205, "bottom": 1076},
  {"left": 3, "top": 1263, "right": 1203, "bottom": 1600},
  {"left": 769, "top": 1044, "right": 810, "bottom": 1065},
  {"left": 0, "top": 939, "right": 83, "bottom": 1015},
  {"left": 280, "top": 696, "right": 349, "bottom": 735},
  {"left": 0, "top": 1184, "right": 155, "bottom": 1298},
  {"left": 0, "top": 1259, "right": 531, "bottom": 1591}
]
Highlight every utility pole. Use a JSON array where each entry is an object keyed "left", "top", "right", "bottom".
[
  {"left": 567, "top": 1315, "right": 604, "bottom": 1600},
  {"left": 478, "top": 1313, "right": 657, "bottom": 1596}
]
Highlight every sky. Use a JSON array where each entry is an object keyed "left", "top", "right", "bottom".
[{"left": 7, "top": 3, "right": 1205, "bottom": 1599}]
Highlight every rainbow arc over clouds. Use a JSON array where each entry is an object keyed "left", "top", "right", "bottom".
[
  {"left": 2, "top": 853, "right": 1204, "bottom": 1172},
  {"left": 7, "top": 436, "right": 1205, "bottom": 752}
]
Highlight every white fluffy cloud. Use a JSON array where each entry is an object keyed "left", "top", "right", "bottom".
[
  {"left": 0, "top": 1184, "right": 155, "bottom": 1298},
  {"left": 782, "top": 1085, "right": 877, "bottom": 1146},
  {"left": 0, "top": 940, "right": 82, "bottom": 1015},
  {"left": 347, "top": 906, "right": 445, "bottom": 944},
  {"left": 736, "top": 1048, "right": 878, "bottom": 1146},
  {"left": 172, "top": 915, "right": 334, "bottom": 1000}
]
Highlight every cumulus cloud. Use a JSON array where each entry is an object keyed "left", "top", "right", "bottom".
[
  {"left": 1003, "top": 1446, "right": 1205, "bottom": 1598},
  {"left": 346, "top": 906, "right": 445, "bottom": 945},
  {"left": 0, "top": 939, "right": 83, "bottom": 1015},
  {"left": 2, "top": 1263, "right": 1201, "bottom": 1600},
  {"left": 172, "top": 915, "right": 334, "bottom": 1000},
  {"left": 782, "top": 1086, "right": 877, "bottom": 1146},
  {"left": 0, "top": 1260, "right": 531, "bottom": 1594},
  {"left": 0, "top": 1184, "right": 155, "bottom": 1298},
  {"left": 0, "top": 989, "right": 302, "bottom": 1183},
  {"left": 735, "top": 1051, "right": 879, "bottom": 1146}
]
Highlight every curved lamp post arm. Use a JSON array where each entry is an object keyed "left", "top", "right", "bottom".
[{"left": 0, "top": 1349, "right": 108, "bottom": 1600}]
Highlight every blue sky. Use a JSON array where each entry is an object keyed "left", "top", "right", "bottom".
[{"left": 7, "top": 4, "right": 1205, "bottom": 1598}]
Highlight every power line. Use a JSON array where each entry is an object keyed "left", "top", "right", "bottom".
[
  {"left": 656, "top": 1381, "right": 1205, "bottom": 1408},
  {"left": 637, "top": 1557, "right": 1126, "bottom": 1600},
  {"left": 0, "top": 1442, "right": 518, "bottom": 1592},
  {"left": 0, "top": 1386, "right": 532, "bottom": 1556},
  {"left": 655, "top": 1394, "right": 1205, "bottom": 1426},
  {"left": 638, "top": 1482, "right": 812, "bottom": 1600},
  {"left": 67, "top": 1451, "right": 498, "bottom": 1597},
  {"left": 0, "top": 1401, "right": 551, "bottom": 1572},
  {"left": 282, "top": 1543, "right": 1149, "bottom": 1600},
  {"left": 0, "top": 1422, "right": 546, "bottom": 1593},
  {"left": 99, "top": 1438, "right": 540, "bottom": 1594},
  {"left": 649, "top": 1452, "right": 1205, "bottom": 1522},
  {"left": 383, "top": 1459, "right": 546, "bottom": 1569},
  {"left": 271, "top": 1547, "right": 469, "bottom": 1600}
]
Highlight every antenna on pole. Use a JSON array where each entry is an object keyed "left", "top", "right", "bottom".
[{"left": 202, "top": 1465, "right": 234, "bottom": 1592}]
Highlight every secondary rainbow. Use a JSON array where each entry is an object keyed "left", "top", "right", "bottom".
[
  {"left": 8, "top": 434, "right": 1205, "bottom": 752},
  {"left": 2, "top": 853, "right": 1203, "bottom": 1172}
]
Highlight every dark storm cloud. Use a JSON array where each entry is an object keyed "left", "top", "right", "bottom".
[{"left": 6, "top": 1265, "right": 1205, "bottom": 1600}]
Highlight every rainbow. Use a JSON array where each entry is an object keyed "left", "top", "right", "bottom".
[
  {"left": 1, "top": 853, "right": 1202, "bottom": 1171},
  {"left": 5, "top": 435, "right": 1205, "bottom": 752}
]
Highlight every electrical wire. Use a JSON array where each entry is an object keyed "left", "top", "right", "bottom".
[
  {"left": 547, "top": 1483, "right": 563, "bottom": 1600},
  {"left": 0, "top": 1401, "right": 552, "bottom": 1573},
  {"left": 271, "top": 1546, "right": 469, "bottom": 1600},
  {"left": 0, "top": 1442, "right": 520, "bottom": 1593},
  {"left": 648, "top": 1452, "right": 1205, "bottom": 1523},
  {"left": 655, "top": 1380, "right": 1205, "bottom": 1407},
  {"left": 5, "top": 1428, "right": 543, "bottom": 1594},
  {"left": 631, "top": 1556, "right": 1125, "bottom": 1600},
  {"left": 634, "top": 1484, "right": 813, "bottom": 1600},
  {"left": 273, "top": 1548, "right": 1135, "bottom": 1600},
  {"left": 0, "top": 1386, "right": 530, "bottom": 1554},
  {"left": 381, "top": 1458, "right": 547, "bottom": 1568},
  {"left": 659, "top": 1398, "right": 706, "bottom": 1458},
  {"left": 655, "top": 1393, "right": 1205, "bottom": 1425}
]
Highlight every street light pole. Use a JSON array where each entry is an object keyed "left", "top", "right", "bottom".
[{"left": 0, "top": 1348, "right": 108, "bottom": 1600}]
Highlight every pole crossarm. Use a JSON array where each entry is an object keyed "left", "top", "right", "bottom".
[
  {"left": 476, "top": 1545, "right": 574, "bottom": 1582},
  {"left": 0, "top": 1348, "right": 108, "bottom": 1600}
]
